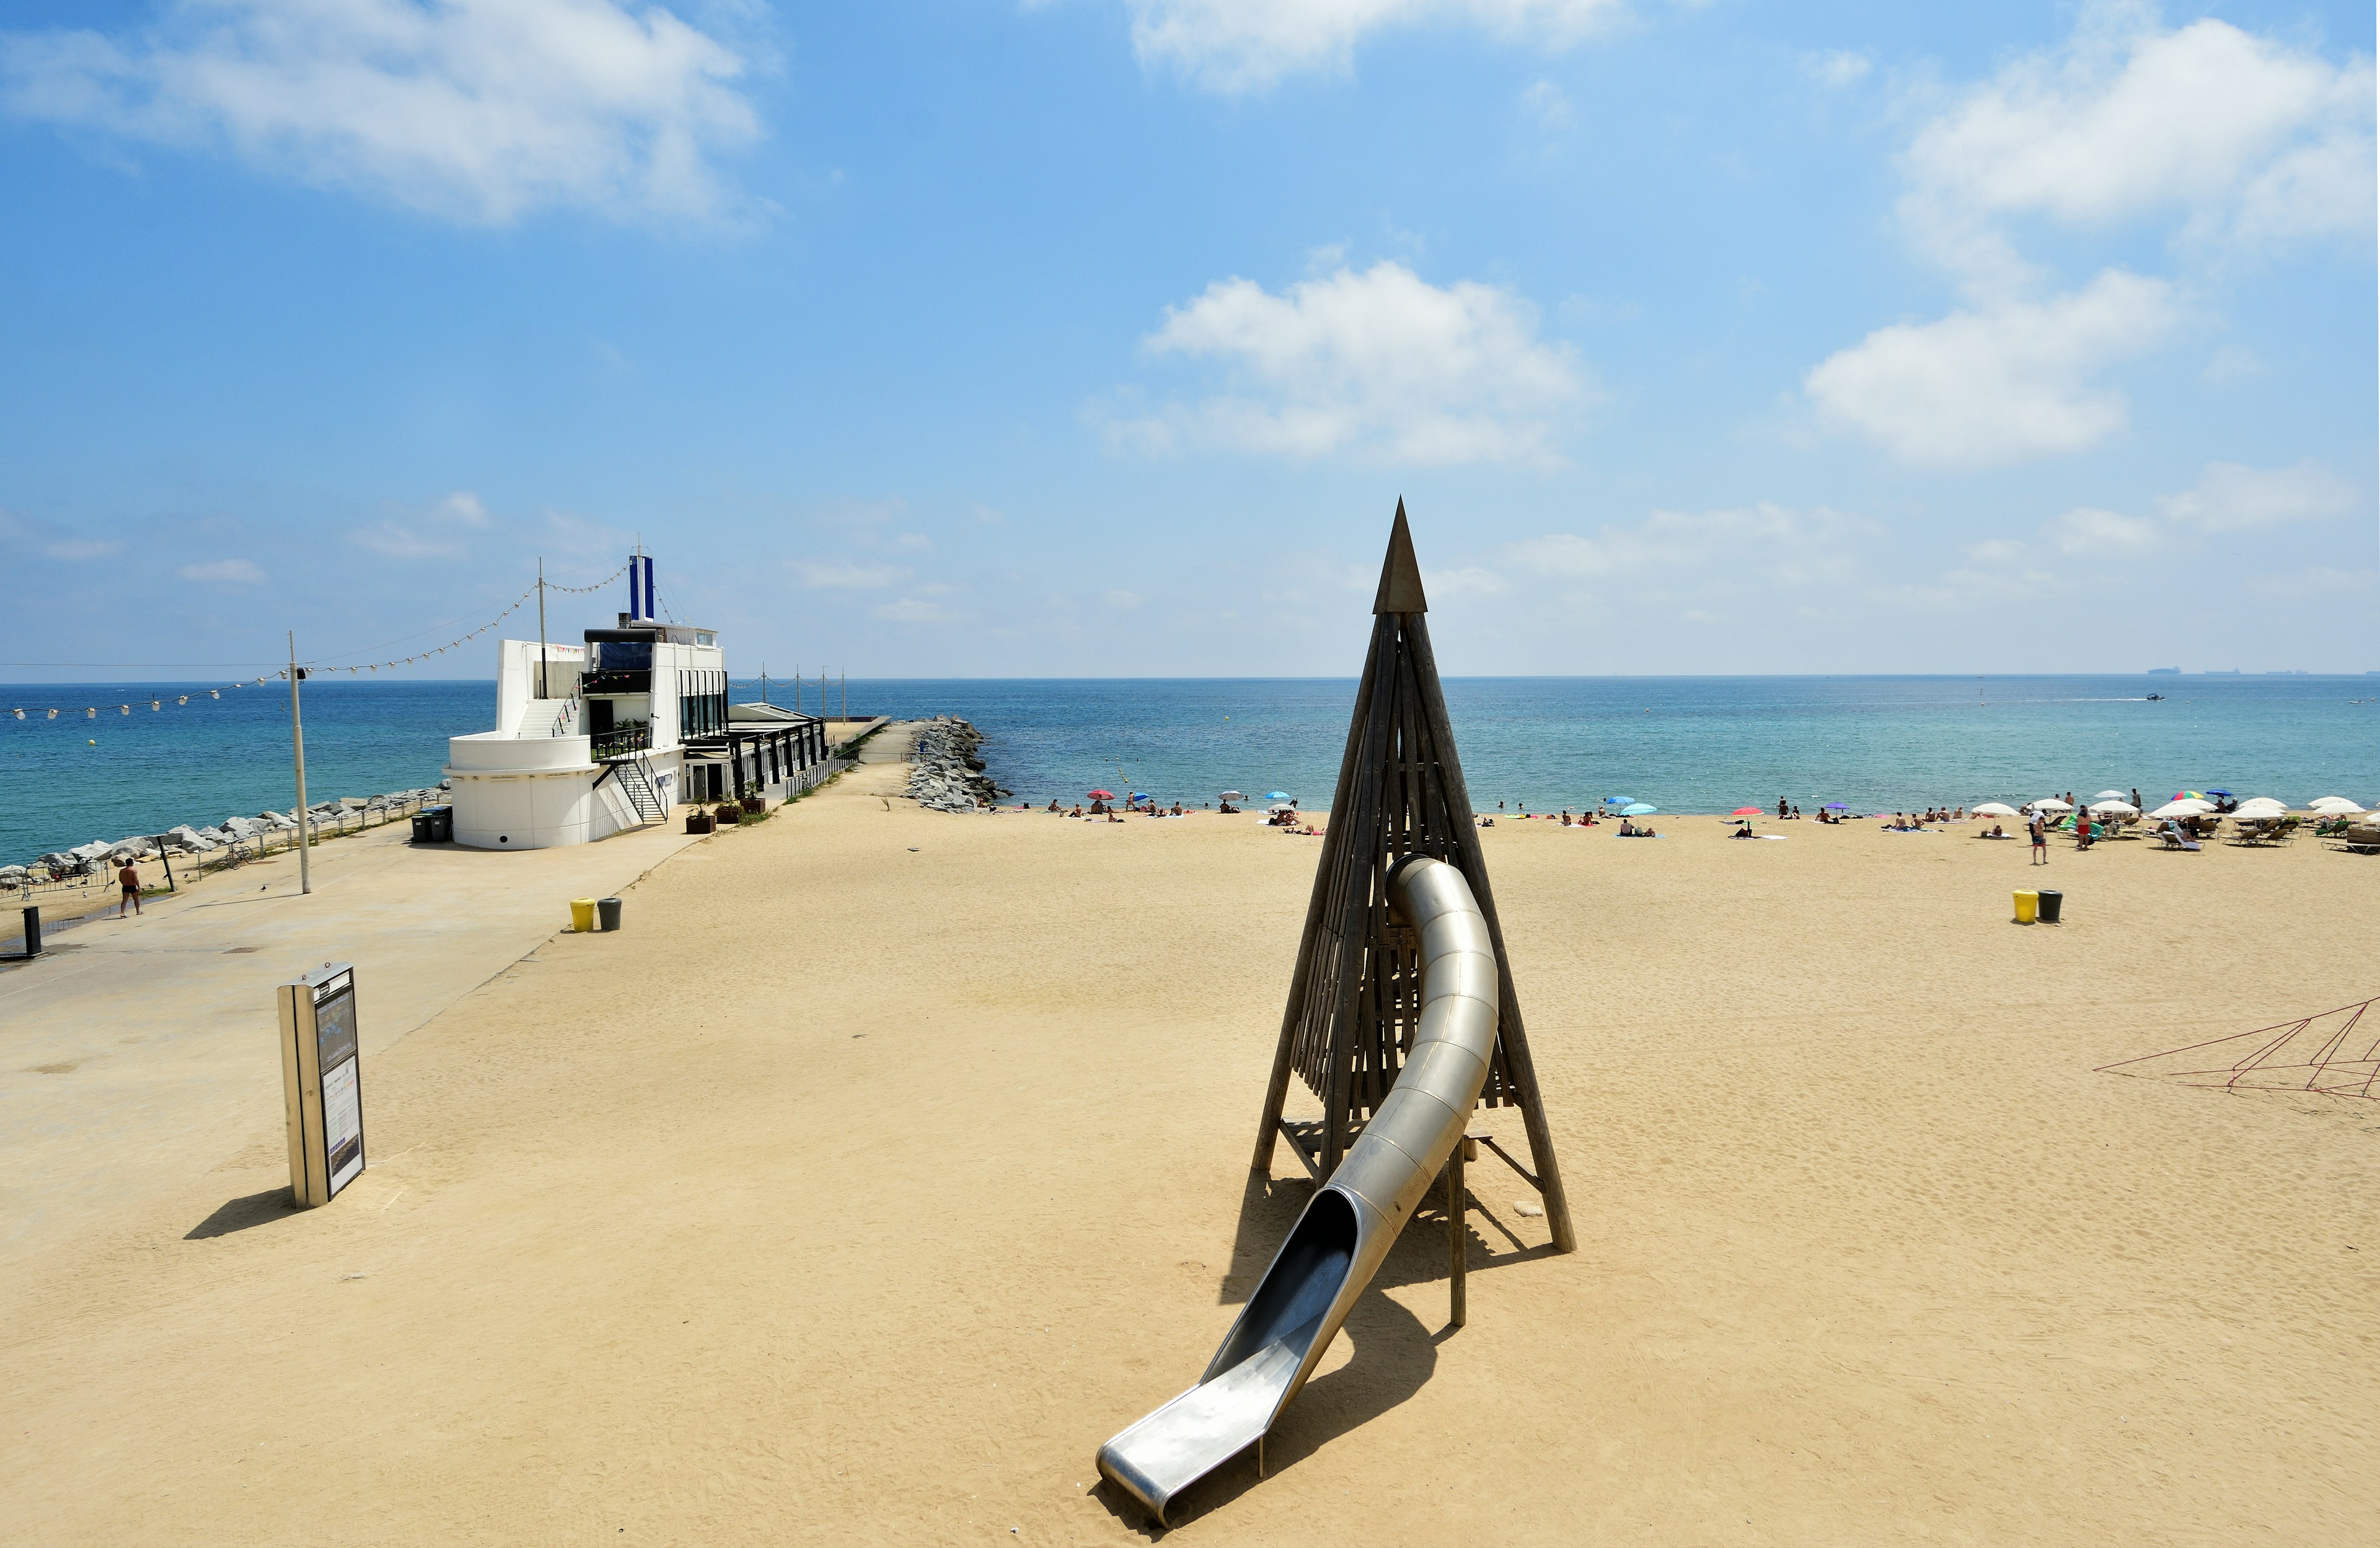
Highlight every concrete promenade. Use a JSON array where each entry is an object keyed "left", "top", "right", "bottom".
[{"left": 0, "top": 818, "right": 700, "bottom": 1278}]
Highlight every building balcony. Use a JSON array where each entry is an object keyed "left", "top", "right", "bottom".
[{"left": 592, "top": 725, "right": 653, "bottom": 761}]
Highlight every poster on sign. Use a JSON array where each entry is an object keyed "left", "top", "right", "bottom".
[{"left": 280, "top": 963, "right": 367, "bottom": 1206}]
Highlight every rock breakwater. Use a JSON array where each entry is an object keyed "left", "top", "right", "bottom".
[
  {"left": 906, "top": 718, "right": 1008, "bottom": 813},
  {"left": 2, "top": 784, "right": 449, "bottom": 889}
]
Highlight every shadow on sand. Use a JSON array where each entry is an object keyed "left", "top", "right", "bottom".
[
  {"left": 1090, "top": 1165, "right": 1553, "bottom": 1533},
  {"left": 185, "top": 1188, "right": 299, "bottom": 1240}
]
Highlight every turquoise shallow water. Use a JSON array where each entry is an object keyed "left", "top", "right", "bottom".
[{"left": 4, "top": 675, "right": 2374, "bottom": 862}]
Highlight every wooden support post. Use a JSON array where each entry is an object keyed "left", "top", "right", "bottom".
[{"left": 1448, "top": 1136, "right": 1468, "bottom": 1328}]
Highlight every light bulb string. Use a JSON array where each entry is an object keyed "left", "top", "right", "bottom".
[{"left": 9, "top": 561, "right": 632, "bottom": 722}]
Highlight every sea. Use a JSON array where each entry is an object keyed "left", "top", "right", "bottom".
[{"left": 4, "top": 675, "right": 2374, "bottom": 864}]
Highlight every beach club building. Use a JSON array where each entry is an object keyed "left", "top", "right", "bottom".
[{"left": 443, "top": 560, "right": 831, "bottom": 850}]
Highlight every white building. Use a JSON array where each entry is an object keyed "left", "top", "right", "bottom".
[{"left": 443, "top": 571, "right": 829, "bottom": 850}]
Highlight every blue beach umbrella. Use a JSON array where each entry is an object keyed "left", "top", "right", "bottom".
[
  {"left": 1263, "top": 790, "right": 1292, "bottom": 802},
  {"left": 1621, "top": 803, "right": 1657, "bottom": 816},
  {"left": 1825, "top": 802, "right": 1848, "bottom": 809},
  {"left": 1603, "top": 795, "right": 1634, "bottom": 806}
]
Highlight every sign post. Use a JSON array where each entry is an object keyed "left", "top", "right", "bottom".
[{"left": 278, "top": 963, "right": 366, "bottom": 1206}]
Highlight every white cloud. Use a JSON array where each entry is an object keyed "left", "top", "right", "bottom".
[
  {"left": 1124, "top": 0, "right": 1625, "bottom": 92},
  {"left": 1804, "top": 269, "right": 2175, "bottom": 466},
  {"left": 2156, "top": 461, "right": 2357, "bottom": 532},
  {"left": 179, "top": 557, "right": 267, "bottom": 585},
  {"left": 2043, "top": 506, "right": 2159, "bottom": 555},
  {"left": 1103, "top": 589, "right": 1145, "bottom": 609},
  {"left": 796, "top": 562, "right": 909, "bottom": 590},
  {"left": 1518, "top": 78, "right": 1572, "bottom": 133},
  {"left": 42, "top": 536, "right": 125, "bottom": 560},
  {"left": 351, "top": 520, "right": 465, "bottom": 559},
  {"left": 1507, "top": 503, "right": 1874, "bottom": 585},
  {"left": 1901, "top": 1, "right": 2374, "bottom": 284},
  {"left": 348, "top": 485, "right": 496, "bottom": 557},
  {"left": 0, "top": 508, "right": 123, "bottom": 560},
  {"left": 0, "top": 0, "right": 765, "bottom": 224},
  {"left": 871, "top": 596, "right": 962, "bottom": 624},
  {"left": 1804, "top": 48, "right": 1870, "bottom": 88},
  {"left": 1114, "top": 260, "right": 1589, "bottom": 466}
]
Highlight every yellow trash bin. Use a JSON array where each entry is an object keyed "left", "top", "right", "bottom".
[
  {"left": 2013, "top": 889, "right": 2038, "bottom": 924},
  {"left": 570, "top": 897, "right": 597, "bottom": 933}
]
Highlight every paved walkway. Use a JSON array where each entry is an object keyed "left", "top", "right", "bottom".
[{"left": 0, "top": 818, "right": 701, "bottom": 1274}]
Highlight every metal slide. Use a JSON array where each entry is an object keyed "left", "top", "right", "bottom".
[{"left": 1096, "top": 855, "right": 1500, "bottom": 1524}]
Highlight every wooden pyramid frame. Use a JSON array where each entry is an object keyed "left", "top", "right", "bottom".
[{"left": 1251, "top": 502, "right": 1577, "bottom": 1254}]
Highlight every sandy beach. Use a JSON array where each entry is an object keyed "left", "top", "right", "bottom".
[{"left": 4, "top": 732, "right": 2376, "bottom": 1545}]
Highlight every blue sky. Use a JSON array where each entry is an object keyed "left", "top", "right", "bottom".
[{"left": 0, "top": 0, "right": 2372, "bottom": 680}]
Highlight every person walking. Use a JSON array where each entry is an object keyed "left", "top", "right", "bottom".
[
  {"left": 1777, "top": 796, "right": 1789, "bottom": 819},
  {"left": 2029, "top": 812, "right": 2048, "bottom": 865},
  {"left": 116, "top": 858, "right": 143, "bottom": 917}
]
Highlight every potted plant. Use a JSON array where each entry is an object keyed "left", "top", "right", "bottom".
[
  {"left": 741, "top": 795, "right": 766, "bottom": 816},
  {"left": 713, "top": 802, "right": 743, "bottom": 826},
  {"left": 685, "top": 810, "right": 714, "bottom": 834}
]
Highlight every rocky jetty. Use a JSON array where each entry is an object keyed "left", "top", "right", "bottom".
[
  {"left": 906, "top": 717, "right": 1008, "bottom": 813},
  {"left": 6, "top": 784, "right": 449, "bottom": 887}
]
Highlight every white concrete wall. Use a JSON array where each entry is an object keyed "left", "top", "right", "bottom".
[
  {"left": 446, "top": 769, "right": 596, "bottom": 850},
  {"left": 493, "top": 639, "right": 587, "bottom": 732},
  {"left": 446, "top": 732, "right": 594, "bottom": 773}
]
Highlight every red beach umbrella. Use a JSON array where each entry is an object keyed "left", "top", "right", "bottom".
[
  {"left": 1087, "top": 789, "right": 1113, "bottom": 800},
  {"left": 1729, "top": 807, "right": 1761, "bottom": 816}
]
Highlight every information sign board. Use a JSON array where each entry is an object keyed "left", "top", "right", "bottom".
[{"left": 279, "top": 963, "right": 366, "bottom": 1206}]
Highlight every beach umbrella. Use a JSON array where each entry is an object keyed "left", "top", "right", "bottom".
[
  {"left": 2233, "top": 797, "right": 2286, "bottom": 817},
  {"left": 2148, "top": 799, "right": 2210, "bottom": 819},
  {"left": 1219, "top": 790, "right": 1245, "bottom": 802},
  {"left": 1603, "top": 795, "right": 1634, "bottom": 806},
  {"left": 1972, "top": 802, "right": 2019, "bottom": 817},
  {"left": 2028, "top": 798, "right": 2073, "bottom": 813},
  {"left": 1729, "top": 807, "right": 1761, "bottom": 816},
  {"left": 2086, "top": 800, "right": 2138, "bottom": 816},
  {"left": 1263, "top": 790, "right": 1291, "bottom": 802},
  {"left": 2205, "top": 789, "right": 2235, "bottom": 798},
  {"left": 2308, "top": 796, "right": 2363, "bottom": 815},
  {"left": 1621, "top": 803, "right": 1657, "bottom": 816},
  {"left": 2172, "top": 790, "right": 2204, "bottom": 801},
  {"left": 1824, "top": 801, "right": 1848, "bottom": 810},
  {"left": 2092, "top": 790, "right": 2129, "bottom": 802},
  {"left": 1087, "top": 789, "right": 1113, "bottom": 800}
]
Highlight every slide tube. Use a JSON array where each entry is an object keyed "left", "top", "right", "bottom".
[{"left": 1096, "top": 855, "right": 1499, "bottom": 1523}]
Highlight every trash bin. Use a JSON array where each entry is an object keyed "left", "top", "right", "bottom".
[
  {"left": 570, "top": 898, "right": 597, "bottom": 933},
  {"left": 2014, "top": 889, "right": 2038, "bottom": 924},
  {"left": 423, "top": 805, "right": 453, "bottom": 843},
  {"left": 2037, "top": 888, "right": 2063, "bottom": 924},
  {"left": 597, "top": 897, "right": 622, "bottom": 932},
  {"left": 411, "top": 813, "right": 436, "bottom": 844}
]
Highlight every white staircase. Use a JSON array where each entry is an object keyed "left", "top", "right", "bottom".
[{"left": 514, "top": 699, "right": 580, "bottom": 739}]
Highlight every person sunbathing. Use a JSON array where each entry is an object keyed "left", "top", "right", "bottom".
[
  {"left": 1068, "top": 804, "right": 1083, "bottom": 818},
  {"left": 1731, "top": 821, "right": 1755, "bottom": 838},
  {"left": 1618, "top": 818, "right": 1636, "bottom": 836}
]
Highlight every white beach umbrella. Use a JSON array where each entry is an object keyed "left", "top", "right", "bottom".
[
  {"left": 2233, "top": 797, "right": 2288, "bottom": 818},
  {"left": 2307, "top": 796, "right": 2364, "bottom": 815},
  {"left": 2086, "top": 800, "right": 2138, "bottom": 816},
  {"left": 2092, "top": 790, "right": 2129, "bottom": 802},
  {"left": 1972, "top": 802, "right": 2019, "bottom": 818},
  {"left": 2028, "top": 798, "right": 2073, "bottom": 813},
  {"left": 2148, "top": 800, "right": 2211, "bottom": 820}
]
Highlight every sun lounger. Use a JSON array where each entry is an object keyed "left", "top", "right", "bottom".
[{"left": 2157, "top": 828, "right": 2201, "bottom": 852}]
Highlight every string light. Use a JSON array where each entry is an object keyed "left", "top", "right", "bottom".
[{"left": 9, "top": 560, "right": 634, "bottom": 723}]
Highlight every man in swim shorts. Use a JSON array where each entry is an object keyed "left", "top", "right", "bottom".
[{"left": 117, "top": 859, "right": 142, "bottom": 917}]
